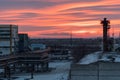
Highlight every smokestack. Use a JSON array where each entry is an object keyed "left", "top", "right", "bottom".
[{"left": 101, "top": 18, "right": 110, "bottom": 52}]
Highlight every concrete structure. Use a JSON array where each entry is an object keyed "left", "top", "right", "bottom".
[
  {"left": 69, "top": 18, "right": 118, "bottom": 80},
  {"left": 31, "top": 43, "right": 46, "bottom": 51},
  {"left": 18, "top": 34, "right": 30, "bottom": 52},
  {"left": 0, "top": 25, "right": 18, "bottom": 55},
  {"left": 50, "top": 49, "right": 71, "bottom": 60},
  {"left": 70, "top": 51, "right": 120, "bottom": 80},
  {"left": 0, "top": 48, "right": 50, "bottom": 79},
  {"left": 70, "top": 62, "right": 120, "bottom": 80}
]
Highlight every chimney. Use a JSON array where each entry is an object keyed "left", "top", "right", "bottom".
[{"left": 101, "top": 18, "right": 110, "bottom": 52}]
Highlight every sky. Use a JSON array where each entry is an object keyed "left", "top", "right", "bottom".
[{"left": 0, "top": 0, "right": 120, "bottom": 38}]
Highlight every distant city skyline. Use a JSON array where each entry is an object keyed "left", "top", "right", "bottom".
[{"left": 0, "top": 0, "right": 120, "bottom": 38}]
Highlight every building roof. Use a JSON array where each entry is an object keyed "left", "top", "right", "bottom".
[{"left": 78, "top": 51, "right": 120, "bottom": 65}]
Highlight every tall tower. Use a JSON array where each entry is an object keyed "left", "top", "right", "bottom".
[{"left": 101, "top": 18, "right": 110, "bottom": 52}]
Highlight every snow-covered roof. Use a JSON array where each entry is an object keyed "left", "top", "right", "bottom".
[{"left": 78, "top": 51, "right": 120, "bottom": 65}]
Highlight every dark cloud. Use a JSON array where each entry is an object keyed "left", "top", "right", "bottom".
[
  {"left": 19, "top": 26, "right": 57, "bottom": 32},
  {"left": 17, "top": 13, "right": 40, "bottom": 18},
  {"left": 66, "top": 18, "right": 99, "bottom": 22},
  {"left": 59, "top": 12, "right": 86, "bottom": 17},
  {"left": 40, "top": 0, "right": 103, "bottom": 3},
  {"left": 59, "top": 9, "right": 120, "bottom": 21},
  {"left": 41, "top": 32, "right": 70, "bottom": 36},
  {"left": 0, "top": 0, "right": 104, "bottom": 11},
  {"left": 60, "top": 5, "right": 120, "bottom": 13},
  {"left": 0, "top": 0, "right": 55, "bottom": 10},
  {"left": 85, "top": 14, "right": 120, "bottom": 20}
]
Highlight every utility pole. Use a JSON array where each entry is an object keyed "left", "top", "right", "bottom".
[
  {"left": 31, "top": 64, "right": 34, "bottom": 79},
  {"left": 70, "top": 30, "right": 72, "bottom": 47},
  {"left": 70, "top": 30, "right": 73, "bottom": 58},
  {"left": 112, "top": 27, "right": 115, "bottom": 51},
  {"left": 97, "top": 62, "right": 99, "bottom": 80},
  {"left": 10, "top": 25, "right": 12, "bottom": 54}
]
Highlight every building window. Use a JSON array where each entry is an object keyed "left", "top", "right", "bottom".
[{"left": 0, "top": 52, "right": 2, "bottom": 54}]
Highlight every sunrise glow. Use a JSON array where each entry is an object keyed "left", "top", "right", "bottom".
[{"left": 0, "top": 0, "right": 120, "bottom": 38}]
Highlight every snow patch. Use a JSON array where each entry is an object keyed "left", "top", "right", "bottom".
[
  {"left": 78, "top": 51, "right": 102, "bottom": 64},
  {"left": 78, "top": 51, "right": 120, "bottom": 65}
]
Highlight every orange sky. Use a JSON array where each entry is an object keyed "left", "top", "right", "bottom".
[{"left": 0, "top": 0, "right": 120, "bottom": 38}]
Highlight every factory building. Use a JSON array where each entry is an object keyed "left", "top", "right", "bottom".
[
  {"left": 31, "top": 43, "right": 46, "bottom": 51},
  {"left": 69, "top": 18, "right": 119, "bottom": 80},
  {"left": 0, "top": 25, "right": 18, "bottom": 55},
  {"left": 18, "top": 34, "right": 31, "bottom": 52},
  {"left": 70, "top": 52, "right": 120, "bottom": 80}
]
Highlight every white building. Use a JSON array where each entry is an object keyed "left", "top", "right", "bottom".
[{"left": 0, "top": 25, "right": 18, "bottom": 55}]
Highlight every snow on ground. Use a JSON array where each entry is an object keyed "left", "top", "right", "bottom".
[
  {"left": 78, "top": 51, "right": 102, "bottom": 64},
  {"left": 13, "top": 61, "right": 71, "bottom": 80},
  {"left": 78, "top": 51, "right": 120, "bottom": 65}
]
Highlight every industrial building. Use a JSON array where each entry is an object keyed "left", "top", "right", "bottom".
[
  {"left": 0, "top": 25, "right": 18, "bottom": 55},
  {"left": 69, "top": 18, "right": 120, "bottom": 80},
  {"left": 18, "top": 33, "right": 30, "bottom": 52},
  {"left": 31, "top": 43, "right": 46, "bottom": 51},
  {"left": 50, "top": 48, "right": 71, "bottom": 60},
  {"left": 0, "top": 48, "right": 50, "bottom": 79},
  {"left": 0, "top": 26, "right": 50, "bottom": 79},
  {"left": 70, "top": 52, "right": 120, "bottom": 80}
]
